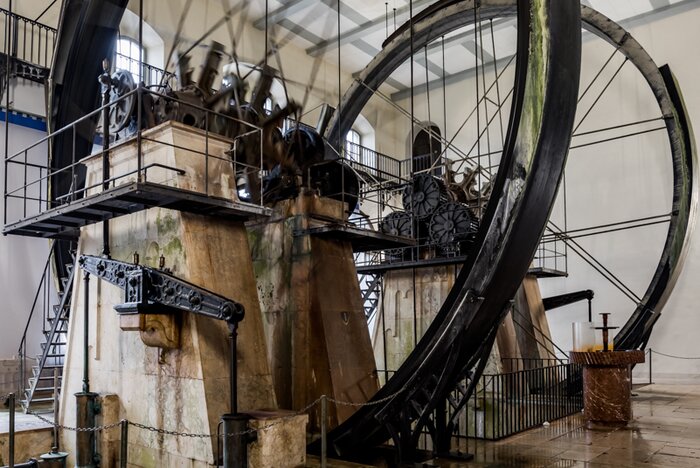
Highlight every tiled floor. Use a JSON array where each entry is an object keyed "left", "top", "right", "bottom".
[
  {"left": 4, "top": 384, "right": 700, "bottom": 467},
  {"left": 430, "top": 383, "right": 700, "bottom": 467}
]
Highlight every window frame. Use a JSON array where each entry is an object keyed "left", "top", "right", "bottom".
[{"left": 115, "top": 37, "right": 144, "bottom": 83}]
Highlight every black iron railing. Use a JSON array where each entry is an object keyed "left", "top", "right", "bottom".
[
  {"left": 0, "top": 8, "right": 57, "bottom": 70},
  {"left": 378, "top": 361, "right": 583, "bottom": 444},
  {"left": 114, "top": 51, "right": 175, "bottom": 88},
  {"left": 3, "top": 86, "right": 266, "bottom": 228},
  {"left": 454, "top": 363, "right": 583, "bottom": 440},
  {"left": 343, "top": 141, "right": 404, "bottom": 182}
]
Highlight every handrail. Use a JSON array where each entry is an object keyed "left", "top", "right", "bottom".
[
  {"left": 32, "top": 258, "right": 75, "bottom": 386},
  {"left": 5, "top": 87, "right": 262, "bottom": 163},
  {"left": 16, "top": 242, "right": 54, "bottom": 397},
  {"left": 17, "top": 242, "right": 54, "bottom": 354},
  {"left": 17, "top": 241, "right": 54, "bottom": 353},
  {"left": 0, "top": 9, "right": 57, "bottom": 34}
]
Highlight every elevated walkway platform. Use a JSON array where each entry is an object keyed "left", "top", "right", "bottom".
[
  {"left": 300, "top": 221, "right": 415, "bottom": 253},
  {"left": 528, "top": 267, "right": 568, "bottom": 278},
  {"left": 3, "top": 181, "right": 271, "bottom": 240},
  {"left": 358, "top": 255, "right": 566, "bottom": 276}
]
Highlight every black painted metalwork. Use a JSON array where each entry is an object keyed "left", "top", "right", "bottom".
[
  {"left": 78, "top": 255, "right": 245, "bottom": 325},
  {"left": 542, "top": 290, "right": 594, "bottom": 311},
  {"left": 4, "top": 181, "right": 269, "bottom": 240},
  {"left": 78, "top": 254, "right": 251, "bottom": 468},
  {"left": 318, "top": 0, "right": 582, "bottom": 461},
  {"left": 402, "top": 173, "right": 449, "bottom": 220}
]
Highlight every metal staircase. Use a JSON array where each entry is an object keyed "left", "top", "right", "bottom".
[
  {"left": 359, "top": 272, "right": 382, "bottom": 321},
  {"left": 18, "top": 246, "right": 75, "bottom": 413}
]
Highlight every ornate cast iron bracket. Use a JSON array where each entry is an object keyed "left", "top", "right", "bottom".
[{"left": 78, "top": 255, "right": 245, "bottom": 328}]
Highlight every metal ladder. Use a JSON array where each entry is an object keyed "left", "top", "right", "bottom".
[
  {"left": 19, "top": 248, "right": 75, "bottom": 413},
  {"left": 358, "top": 272, "right": 382, "bottom": 321}
]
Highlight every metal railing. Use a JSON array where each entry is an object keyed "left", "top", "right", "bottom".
[
  {"left": 533, "top": 230, "right": 568, "bottom": 274},
  {"left": 377, "top": 361, "right": 582, "bottom": 446},
  {"left": 0, "top": 8, "right": 57, "bottom": 70},
  {"left": 500, "top": 357, "right": 569, "bottom": 372},
  {"left": 3, "top": 86, "right": 266, "bottom": 228},
  {"left": 343, "top": 141, "right": 404, "bottom": 182},
  {"left": 0, "top": 10, "right": 172, "bottom": 88},
  {"left": 113, "top": 51, "right": 175, "bottom": 88},
  {"left": 16, "top": 243, "right": 56, "bottom": 394},
  {"left": 455, "top": 363, "right": 583, "bottom": 441}
]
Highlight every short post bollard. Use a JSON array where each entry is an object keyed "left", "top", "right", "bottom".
[
  {"left": 321, "top": 395, "right": 327, "bottom": 468},
  {"left": 9, "top": 392, "right": 15, "bottom": 468},
  {"left": 120, "top": 420, "right": 128, "bottom": 468}
]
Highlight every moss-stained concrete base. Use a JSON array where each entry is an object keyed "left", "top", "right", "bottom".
[
  {"left": 58, "top": 124, "right": 276, "bottom": 467},
  {"left": 249, "top": 193, "right": 379, "bottom": 432},
  {"left": 373, "top": 267, "right": 555, "bottom": 383}
]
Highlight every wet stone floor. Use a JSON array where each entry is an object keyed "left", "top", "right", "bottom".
[
  {"left": 428, "top": 383, "right": 700, "bottom": 467},
  {"left": 312, "top": 383, "right": 700, "bottom": 468}
]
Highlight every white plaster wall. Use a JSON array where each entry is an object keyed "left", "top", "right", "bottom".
[
  {"left": 0, "top": 122, "right": 51, "bottom": 360},
  {"left": 537, "top": 8, "right": 700, "bottom": 382},
  {"left": 383, "top": 7, "right": 700, "bottom": 381}
]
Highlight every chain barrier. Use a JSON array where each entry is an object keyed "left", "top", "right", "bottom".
[
  {"left": 326, "top": 385, "right": 407, "bottom": 407},
  {"left": 22, "top": 386, "right": 408, "bottom": 439},
  {"left": 650, "top": 349, "right": 700, "bottom": 360},
  {"left": 27, "top": 410, "right": 125, "bottom": 433}
]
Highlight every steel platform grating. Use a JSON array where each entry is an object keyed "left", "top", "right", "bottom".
[
  {"left": 299, "top": 222, "right": 416, "bottom": 253},
  {"left": 3, "top": 182, "right": 271, "bottom": 240},
  {"left": 528, "top": 267, "right": 568, "bottom": 278}
]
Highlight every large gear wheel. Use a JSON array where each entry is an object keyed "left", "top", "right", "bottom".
[
  {"left": 429, "top": 202, "right": 479, "bottom": 245},
  {"left": 402, "top": 173, "right": 450, "bottom": 220}
]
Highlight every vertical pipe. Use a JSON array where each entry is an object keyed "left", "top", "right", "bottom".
[
  {"left": 53, "top": 367, "right": 59, "bottom": 449},
  {"left": 4, "top": 1, "right": 11, "bottom": 227},
  {"left": 136, "top": 0, "right": 143, "bottom": 181},
  {"left": 100, "top": 60, "right": 111, "bottom": 258},
  {"left": 336, "top": 0, "right": 341, "bottom": 159},
  {"left": 23, "top": 149, "right": 27, "bottom": 217},
  {"left": 321, "top": 395, "right": 327, "bottom": 468},
  {"left": 205, "top": 112, "right": 209, "bottom": 195},
  {"left": 71, "top": 124, "right": 76, "bottom": 204},
  {"left": 491, "top": 377, "right": 494, "bottom": 439},
  {"left": 82, "top": 272, "right": 90, "bottom": 393},
  {"left": 229, "top": 324, "right": 237, "bottom": 414},
  {"left": 120, "top": 420, "right": 128, "bottom": 468},
  {"left": 649, "top": 349, "right": 652, "bottom": 385},
  {"left": 9, "top": 392, "right": 15, "bottom": 468},
  {"left": 588, "top": 298, "right": 592, "bottom": 322}
]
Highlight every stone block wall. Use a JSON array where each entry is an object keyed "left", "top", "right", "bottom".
[{"left": 0, "top": 359, "right": 22, "bottom": 396}]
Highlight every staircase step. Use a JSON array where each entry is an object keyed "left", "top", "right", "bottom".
[
  {"left": 35, "top": 363, "right": 63, "bottom": 370},
  {"left": 25, "top": 396, "right": 55, "bottom": 404},
  {"left": 41, "top": 342, "right": 67, "bottom": 348},
  {"left": 30, "top": 375, "right": 62, "bottom": 383},
  {"left": 31, "top": 387, "right": 59, "bottom": 394}
]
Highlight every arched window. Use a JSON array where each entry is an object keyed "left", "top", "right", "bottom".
[
  {"left": 345, "top": 129, "right": 362, "bottom": 161},
  {"left": 412, "top": 125, "right": 442, "bottom": 175},
  {"left": 115, "top": 37, "right": 143, "bottom": 83}
]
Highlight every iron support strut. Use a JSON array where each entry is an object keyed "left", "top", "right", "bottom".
[
  {"left": 98, "top": 60, "right": 111, "bottom": 258},
  {"left": 221, "top": 323, "right": 256, "bottom": 468},
  {"left": 76, "top": 271, "right": 99, "bottom": 468}
]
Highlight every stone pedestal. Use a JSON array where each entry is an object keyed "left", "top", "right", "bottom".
[
  {"left": 570, "top": 350, "right": 645, "bottom": 426},
  {"left": 59, "top": 123, "right": 276, "bottom": 467},
  {"left": 247, "top": 410, "right": 308, "bottom": 468},
  {"left": 249, "top": 193, "right": 379, "bottom": 432}
]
